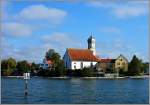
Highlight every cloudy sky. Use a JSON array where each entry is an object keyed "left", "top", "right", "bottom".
[{"left": 1, "top": 0, "right": 149, "bottom": 63}]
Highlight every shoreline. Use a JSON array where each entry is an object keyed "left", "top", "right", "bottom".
[{"left": 2, "top": 75, "right": 149, "bottom": 79}]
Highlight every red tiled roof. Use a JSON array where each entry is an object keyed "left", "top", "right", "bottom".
[
  {"left": 100, "top": 58, "right": 115, "bottom": 63},
  {"left": 67, "top": 48, "right": 99, "bottom": 62},
  {"left": 46, "top": 60, "right": 53, "bottom": 65}
]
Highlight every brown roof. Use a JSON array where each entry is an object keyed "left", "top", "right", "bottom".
[
  {"left": 46, "top": 60, "right": 53, "bottom": 65},
  {"left": 100, "top": 58, "right": 116, "bottom": 63},
  {"left": 67, "top": 48, "right": 99, "bottom": 62}
]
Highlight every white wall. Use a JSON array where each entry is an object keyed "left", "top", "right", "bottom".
[
  {"left": 63, "top": 50, "right": 98, "bottom": 70},
  {"left": 71, "top": 61, "right": 97, "bottom": 70}
]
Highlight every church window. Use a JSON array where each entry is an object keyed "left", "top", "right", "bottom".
[
  {"left": 81, "top": 62, "right": 83, "bottom": 68},
  {"left": 74, "top": 65, "right": 76, "bottom": 69},
  {"left": 91, "top": 62, "right": 93, "bottom": 67}
]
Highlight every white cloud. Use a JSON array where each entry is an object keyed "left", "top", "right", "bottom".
[
  {"left": 2, "top": 22, "right": 32, "bottom": 37},
  {"left": 42, "top": 32, "right": 73, "bottom": 43},
  {"left": 98, "top": 26, "right": 121, "bottom": 33},
  {"left": 41, "top": 32, "right": 83, "bottom": 56},
  {"left": 15, "top": 5, "right": 67, "bottom": 24},
  {"left": 87, "top": 1, "right": 148, "bottom": 18},
  {"left": 112, "top": 6, "right": 148, "bottom": 18},
  {"left": 87, "top": 1, "right": 116, "bottom": 8},
  {"left": 1, "top": 38, "right": 44, "bottom": 63},
  {"left": 96, "top": 39, "right": 135, "bottom": 61}
]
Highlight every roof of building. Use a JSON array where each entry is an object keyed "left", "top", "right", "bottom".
[
  {"left": 116, "top": 54, "right": 128, "bottom": 62},
  {"left": 67, "top": 48, "right": 99, "bottom": 62},
  {"left": 46, "top": 60, "right": 53, "bottom": 65},
  {"left": 100, "top": 58, "right": 116, "bottom": 63}
]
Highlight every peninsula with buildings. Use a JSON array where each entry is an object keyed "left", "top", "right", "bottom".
[{"left": 1, "top": 35, "right": 149, "bottom": 78}]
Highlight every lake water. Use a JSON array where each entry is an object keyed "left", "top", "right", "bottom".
[{"left": 1, "top": 77, "right": 149, "bottom": 104}]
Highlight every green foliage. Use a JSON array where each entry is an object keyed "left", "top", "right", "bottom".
[
  {"left": 3, "top": 69, "right": 13, "bottom": 76},
  {"left": 140, "top": 62, "right": 149, "bottom": 74},
  {"left": 1, "top": 58, "right": 16, "bottom": 70},
  {"left": 55, "top": 60, "right": 66, "bottom": 76},
  {"left": 80, "top": 67, "right": 94, "bottom": 77},
  {"left": 128, "top": 55, "right": 142, "bottom": 76},
  {"left": 1, "top": 58, "right": 16, "bottom": 76},
  {"left": 38, "top": 49, "right": 66, "bottom": 77},
  {"left": 31, "top": 62, "right": 39, "bottom": 70},
  {"left": 70, "top": 67, "right": 95, "bottom": 77},
  {"left": 45, "top": 49, "right": 60, "bottom": 61},
  {"left": 16, "top": 60, "right": 31, "bottom": 73},
  {"left": 45, "top": 49, "right": 55, "bottom": 60}
]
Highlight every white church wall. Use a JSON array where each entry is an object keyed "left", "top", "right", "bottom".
[
  {"left": 71, "top": 61, "right": 97, "bottom": 70},
  {"left": 71, "top": 61, "right": 81, "bottom": 69}
]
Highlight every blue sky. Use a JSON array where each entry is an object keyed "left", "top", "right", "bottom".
[{"left": 1, "top": 0, "right": 149, "bottom": 63}]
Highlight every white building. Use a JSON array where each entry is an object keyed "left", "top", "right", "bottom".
[
  {"left": 39, "top": 59, "right": 53, "bottom": 70},
  {"left": 63, "top": 36, "right": 99, "bottom": 70}
]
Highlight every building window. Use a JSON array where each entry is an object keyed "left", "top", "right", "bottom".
[
  {"left": 122, "top": 62, "right": 125, "bottom": 65},
  {"left": 91, "top": 62, "right": 93, "bottom": 67},
  {"left": 45, "top": 64, "right": 49, "bottom": 67},
  {"left": 120, "top": 59, "right": 122, "bottom": 61},
  {"left": 117, "top": 63, "right": 120, "bottom": 65},
  {"left": 81, "top": 62, "right": 83, "bottom": 69},
  {"left": 74, "top": 65, "right": 76, "bottom": 69}
]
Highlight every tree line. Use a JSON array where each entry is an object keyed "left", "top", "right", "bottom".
[
  {"left": 1, "top": 49, "right": 149, "bottom": 77},
  {"left": 1, "top": 58, "right": 39, "bottom": 76}
]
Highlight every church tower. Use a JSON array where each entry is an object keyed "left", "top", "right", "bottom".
[{"left": 87, "top": 35, "right": 96, "bottom": 55}]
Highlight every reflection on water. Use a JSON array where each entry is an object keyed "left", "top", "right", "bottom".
[{"left": 1, "top": 77, "right": 149, "bottom": 104}]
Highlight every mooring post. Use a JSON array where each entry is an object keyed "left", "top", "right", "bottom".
[
  {"left": 24, "top": 73, "right": 30, "bottom": 96},
  {"left": 25, "top": 79, "right": 28, "bottom": 95}
]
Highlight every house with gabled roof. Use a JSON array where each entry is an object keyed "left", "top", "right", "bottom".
[
  {"left": 96, "top": 54, "right": 128, "bottom": 73},
  {"left": 115, "top": 54, "right": 128, "bottom": 72}
]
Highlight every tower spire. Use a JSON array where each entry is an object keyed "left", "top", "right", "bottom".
[{"left": 87, "top": 35, "right": 96, "bottom": 55}]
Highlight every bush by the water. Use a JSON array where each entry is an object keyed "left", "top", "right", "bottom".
[{"left": 66, "top": 67, "right": 95, "bottom": 77}]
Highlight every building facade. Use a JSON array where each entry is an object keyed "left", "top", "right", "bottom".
[
  {"left": 63, "top": 48, "right": 99, "bottom": 70},
  {"left": 114, "top": 54, "right": 128, "bottom": 72},
  {"left": 39, "top": 59, "right": 53, "bottom": 70},
  {"left": 96, "top": 55, "right": 128, "bottom": 73}
]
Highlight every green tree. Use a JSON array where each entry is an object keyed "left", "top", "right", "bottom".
[
  {"left": 45, "top": 49, "right": 55, "bottom": 60},
  {"left": 1, "top": 60, "right": 8, "bottom": 70},
  {"left": 38, "top": 49, "right": 66, "bottom": 77},
  {"left": 141, "top": 62, "right": 149, "bottom": 74},
  {"left": 31, "top": 62, "right": 39, "bottom": 70},
  {"left": 54, "top": 60, "right": 66, "bottom": 76},
  {"left": 16, "top": 60, "right": 31, "bottom": 73},
  {"left": 80, "top": 67, "right": 94, "bottom": 77},
  {"left": 128, "top": 55, "right": 142, "bottom": 76},
  {"left": 1, "top": 58, "right": 16, "bottom": 76},
  {"left": 7, "top": 58, "right": 17, "bottom": 70}
]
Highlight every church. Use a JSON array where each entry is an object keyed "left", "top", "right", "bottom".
[
  {"left": 63, "top": 36, "right": 100, "bottom": 70},
  {"left": 63, "top": 35, "right": 128, "bottom": 72}
]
